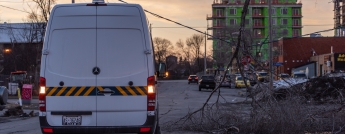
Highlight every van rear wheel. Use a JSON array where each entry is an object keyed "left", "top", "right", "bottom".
[{"left": 155, "top": 125, "right": 161, "bottom": 134}]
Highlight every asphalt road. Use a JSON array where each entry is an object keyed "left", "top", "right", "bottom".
[{"left": 0, "top": 80, "right": 250, "bottom": 134}]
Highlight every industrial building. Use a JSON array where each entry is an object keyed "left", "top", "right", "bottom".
[{"left": 207, "top": 0, "right": 303, "bottom": 68}]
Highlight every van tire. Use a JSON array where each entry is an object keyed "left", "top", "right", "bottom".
[
  {"left": 155, "top": 125, "right": 161, "bottom": 134},
  {"left": 199, "top": 87, "right": 201, "bottom": 91},
  {"left": 0, "top": 96, "right": 4, "bottom": 105}
]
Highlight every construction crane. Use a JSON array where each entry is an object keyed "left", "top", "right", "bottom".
[{"left": 332, "top": 0, "right": 343, "bottom": 36}]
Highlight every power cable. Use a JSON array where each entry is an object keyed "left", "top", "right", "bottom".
[
  {"left": 152, "top": 27, "right": 207, "bottom": 28},
  {"left": 261, "top": 28, "right": 336, "bottom": 44},
  {"left": 118, "top": 0, "right": 232, "bottom": 44},
  {"left": 118, "top": 0, "right": 339, "bottom": 51},
  {"left": 0, "top": 0, "right": 29, "bottom": 3},
  {"left": 0, "top": 5, "right": 30, "bottom": 13}
]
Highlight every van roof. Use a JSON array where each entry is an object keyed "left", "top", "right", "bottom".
[{"left": 53, "top": 2, "right": 140, "bottom": 7}]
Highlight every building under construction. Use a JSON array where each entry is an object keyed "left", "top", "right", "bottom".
[{"left": 334, "top": 0, "right": 345, "bottom": 36}]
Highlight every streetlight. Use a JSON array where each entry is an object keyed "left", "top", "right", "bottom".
[{"left": 4, "top": 49, "right": 11, "bottom": 53}]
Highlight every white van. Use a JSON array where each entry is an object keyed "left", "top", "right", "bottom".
[{"left": 39, "top": 1, "right": 160, "bottom": 133}]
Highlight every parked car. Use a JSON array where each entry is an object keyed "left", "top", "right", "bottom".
[
  {"left": 217, "top": 75, "right": 231, "bottom": 88},
  {"left": 291, "top": 71, "right": 307, "bottom": 79},
  {"left": 256, "top": 71, "right": 269, "bottom": 82},
  {"left": 188, "top": 75, "right": 198, "bottom": 84},
  {"left": 246, "top": 72, "right": 257, "bottom": 86},
  {"left": 235, "top": 76, "right": 251, "bottom": 88},
  {"left": 278, "top": 73, "right": 290, "bottom": 80},
  {"left": 198, "top": 75, "right": 216, "bottom": 91}
]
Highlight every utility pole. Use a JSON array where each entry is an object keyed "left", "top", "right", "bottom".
[
  {"left": 204, "top": 31, "right": 207, "bottom": 75},
  {"left": 268, "top": 0, "right": 273, "bottom": 90}
]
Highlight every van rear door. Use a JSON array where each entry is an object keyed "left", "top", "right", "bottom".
[
  {"left": 96, "top": 5, "right": 148, "bottom": 126},
  {"left": 43, "top": 6, "right": 97, "bottom": 126}
]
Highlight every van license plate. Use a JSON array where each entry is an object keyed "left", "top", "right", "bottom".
[
  {"left": 62, "top": 116, "right": 81, "bottom": 125},
  {"left": 206, "top": 85, "right": 209, "bottom": 87}
]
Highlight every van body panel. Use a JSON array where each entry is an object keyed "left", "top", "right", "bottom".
[
  {"left": 96, "top": 5, "right": 154, "bottom": 76},
  {"left": 48, "top": 6, "right": 97, "bottom": 30},
  {"left": 46, "top": 29, "right": 97, "bottom": 80},
  {"left": 95, "top": 5, "right": 148, "bottom": 126},
  {"left": 96, "top": 29, "right": 147, "bottom": 84},
  {"left": 40, "top": 3, "right": 158, "bottom": 132},
  {"left": 44, "top": 29, "right": 97, "bottom": 127},
  {"left": 46, "top": 97, "right": 96, "bottom": 126},
  {"left": 43, "top": 6, "right": 97, "bottom": 127}
]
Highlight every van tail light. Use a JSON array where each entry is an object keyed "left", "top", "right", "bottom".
[
  {"left": 195, "top": 76, "right": 198, "bottom": 79},
  {"left": 140, "top": 127, "right": 151, "bottom": 133},
  {"left": 39, "top": 77, "right": 46, "bottom": 112},
  {"left": 42, "top": 128, "right": 53, "bottom": 133},
  {"left": 147, "top": 76, "right": 156, "bottom": 115}
]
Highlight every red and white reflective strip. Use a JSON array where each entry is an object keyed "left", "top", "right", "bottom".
[
  {"left": 147, "top": 76, "right": 156, "bottom": 116},
  {"left": 39, "top": 77, "right": 46, "bottom": 112}
]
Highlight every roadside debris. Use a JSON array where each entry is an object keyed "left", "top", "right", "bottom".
[
  {"left": 1, "top": 104, "right": 38, "bottom": 117},
  {"left": 3, "top": 106, "right": 24, "bottom": 117},
  {"left": 303, "top": 76, "right": 345, "bottom": 103},
  {"left": 252, "top": 75, "right": 345, "bottom": 103}
]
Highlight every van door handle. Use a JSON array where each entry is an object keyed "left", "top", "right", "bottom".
[{"left": 98, "top": 91, "right": 115, "bottom": 94}]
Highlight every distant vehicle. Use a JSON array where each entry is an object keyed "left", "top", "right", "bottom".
[
  {"left": 0, "top": 86, "right": 8, "bottom": 111},
  {"left": 8, "top": 71, "right": 28, "bottom": 95},
  {"left": 246, "top": 72, "right": 257, "bottom": 86},
  {"left": 256, "top": 71, "right": 269, "bottom": 82},
  {"left": 291, "top": 71, "right": 307, "bottom": 79},
  {"left": 217, "top": 75, "right": 231, "bottom": 88},
  {"left": 10, "top": 71, "right": 27, "bottom": 83},
  {"left": 198, "top": 75, "right": 216, "bottom": 91},
  {"left": 188, "top": 75, "right": 198, "bottom": 84},
  {"left": 235, "top": 76, "right": 251, "bottom": 88},
  {"left": 278, "top": 73, "right": 290, "bottom": 80}
]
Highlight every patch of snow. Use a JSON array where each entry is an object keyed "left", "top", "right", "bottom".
[{"left": 273, "top": 78, "right": 307, "bottom": 89}]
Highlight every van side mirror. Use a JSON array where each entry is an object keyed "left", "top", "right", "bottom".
[{"left": 157, "top": 62, "right": 167, "bottom": 78}]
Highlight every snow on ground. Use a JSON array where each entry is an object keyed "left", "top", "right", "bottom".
[{"left": 273, "top": 78, "right": 308, "bottom": 89}]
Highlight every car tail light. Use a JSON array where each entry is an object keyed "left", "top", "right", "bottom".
[
  {"left": 39, "top": 77, "right": 46, "bottom": 112},
  {"left": 147, "top": 76, "right": 156, "bottom": 115}
]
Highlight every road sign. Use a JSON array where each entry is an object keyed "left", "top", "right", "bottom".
[
  {"left": 241, "top": 55, "right": 251, "bottom": 65},
  {"left": 274, "top": 62, "right": 283, "bottom": 66}
]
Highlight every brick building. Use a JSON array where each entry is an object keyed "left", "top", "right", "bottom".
[{"left": 276, "top": 37, "right": 345, "bottom": 76}]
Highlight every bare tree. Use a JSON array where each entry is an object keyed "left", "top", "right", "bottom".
[
  {"left": 176, "top": 39, "right": 191, "bottom": 61},
  {"left": 176, "top": 39, "right": 192, "bottom": 72},
  {"left": 153, "top": 37, "right": 173, "bottom": 64},
  {"left": 24, "top": 0, "right": 55, "bottom": 23},
  {"left": 186, "top": 34, "right": 204, "bottom": 72},
  {"left": 1, "top": 0, "right": 56, "bottom": 91}
]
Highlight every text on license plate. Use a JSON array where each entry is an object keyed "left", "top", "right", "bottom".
[{"left": 63, "top": 116, "right": 82, "bottom": 125}]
